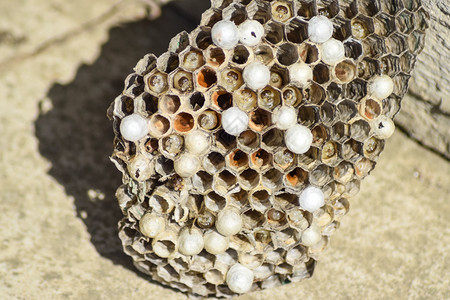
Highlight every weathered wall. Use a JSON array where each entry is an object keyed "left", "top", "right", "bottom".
[{"left": 396, "top": 0, "right": 450, "bottom": 158}]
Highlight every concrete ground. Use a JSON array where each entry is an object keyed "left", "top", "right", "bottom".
[{"left": 0, "top": 0, "right": 448, "bottom": 299}]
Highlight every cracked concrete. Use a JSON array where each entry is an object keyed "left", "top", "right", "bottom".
[{"left": 0, "top": 0, "right": 448, "bottom": 299}]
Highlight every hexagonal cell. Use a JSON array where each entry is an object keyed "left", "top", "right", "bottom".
[
  {"left": 311, "top": 125, "right": 328, "bottom": 146},
  {"left": 350, "top": 0, "right": 380, "bottom": 17},
  {"left": 159, "top": 95, "right": 180, "bottom": 114},
  {"left": 219, "top": 68, "right": 244, "bottom": 92},
  {"left": 250, "top": 149, "right": 273, "bottom": 170},
  {"left": 400, "top": 51, "right": 416, "bottom": 73},
  {"left": 385, "top": 32, "right": 408, "bottom": 55},
  {"left": 306, "top": 83, "right": 326, "bottom": 105},
  {"left": 270, "top": 64, "right": 289, "bottom": 89},
  {"left": 239, "top": 168, "right": 260, "bottom": 190},
  {"left": 227, "top": 149, "right": 249, "bottom": 172},
  {"left": 143, "top": 137, "right": 159, "bottom": 153},
  {"left": 274, "top": 192, "right": 298, "bottom": 211},
  {"left": 359, "top": 98, "right": 382, "bottom": 120},
  {"left": 242, "top": 209, "right": 265, "bottom": 230},
  {"left": 362, "top": 35, "right": 386, "bottom": 59},
  {"left": 238, "top": 130, "right": 260, "bottom": 151},
  {"left": 192, "top": 171, "right": 213, "bottom": 194},
  {"left": 309, "top": 164, "right": 331, "bottom": 186},
  {"left": 286, "top": 18, "right": 308, "bottom": 44},
  {"left": 247, "top": 0, "right": 271, "bottom": 24},
  {"left": 344, "top": 79, "right": 367, "bottom": 102},
  {"left": 254, "top": 44, "right": 274, "bottom": 64},
  {"left": 205, "top": 191, "right": 227, "bottom": 212},
  {"left": 333, "top": 161, "right": 354, "bottom": 184},
  {"left": 201, "top": 8, "right": 222, "bottom": 27},
  {"left": 332, "top": 16, "right": 352, "bottom": 41},
  {"left": 189, "top": 92, "right": 205, "bottom": 112},
  {"left": 234, "top": 87, "right": 257, "bottom": 112},
  {"left": 276, "top": 43, "right": 299, "bottom": 66},
  {"left": 313, "top": 64, "right": 330, "bottom": 85},
  {"left": 341, "top": 139, "right": 363, "bottom": 162},
  {"left": 395, "top": 10, "right": 414, "bottom": 34},
  {"left": 206, "top": 47, "right": 227, "bottom": 68},
  {"left": 249, "top": 108, "right": 272, "bottom": 132},
  {"left": 212, "top": 89, "right": 233, "bottom": 110},
  {"left": 215, "top": 170, "right": 238, "bottom": 193},
  {"left": 273, "top": 148, "right": 295, "bottom": 170},
  {"left": 344, "top": 38, "right": 363, "bottom": 60},
  {"left": 230, "top": 189, "right": 249, "bottom": 207},
  {"left": 194, "top": 26, "right": 212, "bottom": 50},
  {"left": 363, "top": 136, "right": 385, "bottom": 160},
  {"left": 354, "top": 157, "right": 374, "bottom": 179},
  {"left": 403, "top": 0, "right": 420, "bottom": 11},
  {"left": 267, "top": 208, "right": 287, "bottom": 228},
  {"left": 298, "top": 105, "right": 319, "bottom": 127},
  {"left": 203, "top": 152, "right": 226, "bottom": 173},
  {"left": 380, "top": 0, "right": 404, "bottom": 15},
  {"left": 232, "top": 45, "right": 250, "bottom": 65},
  {"left": 331, "top": 121, "right": 351, "bottom": 144},
  {"left": 249, "top": 188, "right": 272, "bottom": 212},
  {"left": 198, "top": 110, "right": 220, "bottom": 131},
  {"left": 174, "top": 112, "right": 195, "bottom": 133},
  {"left": 298, "top": 42, "right": 319, "bottom": 64},
  {"left": 259, "top": 87, "right": 281, "bottom": 110},
  {"left": 146, "top": 71, "right": 168, "bottom": 94},
  {"left": 393, "top": 72, "right": 411, "bottom": 97},
  {"left": 262, "top": 168, "right": 283, "bottom": 190},
  {"left": 161, "top": 52, "right": 180, "bottom": 73},
  {"left": 285, "top": 167, "right": 308, "bottom": 188},
  {"left": 415, "top": 7, "right": 429, "bottom": 31},
  {"left": 297, "top": 146, "right": 319, "bottom": 171},
  {"left": 271, "top": 1, "right": 294, "bottom": 23},
  {"left": 173, "top": 70, "right": 194, "bottom": 93},
  {"left": 382, "top": 94, "right": 402, "bottom": 118},
  {"left": 154, "top": 155, "right": 174, "bottom": 177},
  {"left": 215, "top": 129, "right": 237, "bottom": 151},
  {"left": 357, "top": 58, "right": 380, "bottom": 80},
  {"left": 297, "top": 1, "right": 316, "bottom": 19},
  {"left": 226, "top": 5, "right": 248, "bottom": 25},
  {"left": 161, "top": 134, "right": 184, "bottom": 158},
  {"left": 333, "top": 60, "right": 356, "bottom": 84},
  {"left": 264, "top": 21, "right": 285, "bottom": 45},
  {"left": 168, "top": 32, "right": 189, "bottom": 54},
  {"left": 320, "top": 141, "right": 340, "bottom": 166},
  {"left": 320, "top": 103, "right": 336, "bottom": 127},
  {"left": 374, "top": 13, "right": 396, "bottom": 37},
  {"left": 197, "top": 67, "right": 217, "bottom": 89},
  {"left": 326, "top": 82, "right": 342, "bottom": 104},
  {"left": 262, "top": 128, "right": 284, "bottom": 149},
  {"left": 317, "top": 0, "right": 339, "bottom": 18},
  {"left": 408, "top": 30, "right": 426, "bottom": 54},
  {"left": 351, "top": 15, "right": 374, "bottom": 39},
  {"left": 337, "top": 100, "right": 357, "bottom": 122},
  {"left": 149, "top": 114, "right": 171, "bottom": 137}
]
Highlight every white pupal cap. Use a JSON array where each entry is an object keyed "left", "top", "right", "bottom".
[
  {"left": 308, "top": 15, "right": 334, "bottom": 43},
  {"left": 299, "top": 186, "right": 325, "bottom": 213},
  {"left": 174, "top": 154, "right": 200, "bottom": 177},
  {"left": 373, "top": 116, "right": 395, "bottom": 139},
  {"left": 273, "top": 106, "right": 297, "bottom": 130},
  {"left": 369, "top": 75, "right": 394, "bottom": 100},
  {"left": 221, "top": 107, "right": 249, "bottom": 136},
  {"left": 120, "top": 114, "right": 148, "bottom": 142},
  {"left": 243, "top": 61, "right": 271, "bottom": 90},
  {"left": 185, "top": 130, "right": 210, "bottom": 155},
  {"left": 139, "top": 213, "right": 165, "bottom": 238},
  {"left": 321, "top": 38, "right": 345, "bottom": 65},
  {"left": 203, "top": 230, "right": 229, "bottom": 254},
  {"left": 211, "top": 20, "right": 239, "bottom": 50},
  {"left": 226, "top": 263, "right": 254, "bottom": 294},
  {"left": 301, "top": 225, "right": 322, "bottom": 246},
  {"left": 284, "top": 124, "right": 313, "bottom": 154},
  {"left": 289, "top": 63, "right": 313, "bottom": 86},
  {"left": 178, "top": 228, "right": 204, "bottom": 256},
  {"left": 238, "top": 19, "right": 265, "bottom": 46},
  {"left": 216, "top": 207, "right": 243, "bottom": 236}
]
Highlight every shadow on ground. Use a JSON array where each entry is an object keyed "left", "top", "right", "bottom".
[{"left": 35, "top": 0, "right": 209, "bottom": 272}]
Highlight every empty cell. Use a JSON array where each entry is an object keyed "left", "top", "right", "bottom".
[
  {"left": 160, "top": 95, "right": 180, "bottom": 114},
  {"left": 149, "top": 114, "right": 170, "bottom": 137},
  {"left": 250, "top": 149, "right": 272, "bottom": 169},
  {"left": 204, "top": 152, "right": 226, "bottom": 173},
  {"left": 262, "top": 168, "right": 283, "bottom": 189},
  {"left": 174, "top": 113, "right": 194, "bottom": 133},
  {"left": 197, "top": 67, "right": 217, "bottom": 88},
  {"left": 232, "top": 45, "right": 250, "bottom": 65},
  {"left": 265, "top": 22, "right": 284, "bottom": 45},
  {"left": 239, "top": 169, "right": 260, "bottom": 190},
  {"left": 195, "top": 26, "right": 213, "bottom": 50},
  {"left": 277, "top": 43, "right": 299, "bottom": 66},
  {"left": 313, "top": 64, "right": 330, "bottom": 84},
  {"left": 285, "top": 167, "right": 308, "bottom": 187},
  {"left": 274, "top": 148, "right": 295, "bottom": 170},
  {"left": 228, "top": 149, "right": 249, "bottom": 171},
  {"left": 189, "top": 93, "right": 205, "bottom": 111},
  {"left": 215, "top": 129, "right": 237, "bottom": 150},
  {"left": 212, "top": 89, "right": 233, "bottom": 110},
  {"left": 334, "top": 60, "right": 356, "bottom": 83},
  {"left": 207, "top": 47, "right": 226, "bottom": 68},
  {"left": 249, "top": 109, "right": 272, "bottom": 132},
  {"left": 238, "top": 130, "right": 260, "bottom": 150}
]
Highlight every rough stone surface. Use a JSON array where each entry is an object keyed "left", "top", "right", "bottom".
[
  {"left": 0, "top": 0, "right": 448, "bottom": 299},
  {"left": 396, "top": 0, "right": 450, "bottom": 158}
]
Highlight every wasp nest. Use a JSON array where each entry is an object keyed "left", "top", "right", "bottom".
[{"left": 107, "top": 0, "right": 427, "bottom": 297}]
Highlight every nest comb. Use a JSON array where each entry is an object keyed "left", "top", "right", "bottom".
[{"left": 107, "top": 0, "right": 428, "bottom": 297}]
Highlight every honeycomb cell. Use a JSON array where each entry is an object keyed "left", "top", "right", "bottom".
[
  {"left": 204, "top": 152, "right": 226, "bottom": 173},
  {"left": 146, "top": 71, "right": 168, "bottom": 94},
  {"left": 332, "top": 16, "right": 352, "bottom": 41},
  {"left": 380, "top": 0, "right": 404, "bottom": 15},
  {"left": 317, "top": 0, "right": 339, "bottom": 18},
  {"left": 331, "top": 121, "right": 351, "bottom": 144},
  {"left": 173, "top": 70, "right": 194, "bottom": 93},
  {"left": 174, "top": 113, "right": 195, "bottom": 133},
  {"left": 250, "top": 149, "right": 273, "bottom": 170},
  {"left": 298, "top": 105, "right": 319, "bottom": 127},
  {"left": 271, "top": 1, "right": 294, "bottom": 23},
  {"left": 239, "top": 168, "right": 260, "bottom": 190},
  {"left": 249, "top": 108, "right": 272, "bottom": 132},
  {"left": 254, "top": 44, "right": 275, "bottom": 64},
  {"left": 160, "top": 95, "right": 181, "bottom": 114},
  {"left": 362, "top": 35, "right": 386, "bottom": 59},
  {"left": 149, "top": 114, "right": 171, "bottom": 137},
  {"left": 206, "top": 47, "right": 227, "bottom": 68},
  {"left": 219, "top": 68, "right": 244, "bottom": 92},
  {"left": 285, "top": 167, "right": 308, "bottom": 188},
  {"left": 265, "top": 21, "right": 285, "bottom": 45},
  {"left": 215, "top": 129, "right": 238, "bottom": 151},
  {"left": 359, "top": 97, "right": 382, "bottom": 120},
  {"left": 385, "top": 32, "right": 408, "bottom": 55},
  {"left": 232, "top": 45, "right": 251, "bottom": 65},
  {"left": 313, "top": 64, "right": 330, "bottom": 85},
  {"left": 344, "top": 38, "right": 363, "bottom": 60},
  {"left": 192, "top": 171, "right": 213, "bottom": 193},
  {"left": 197, "top": 67, "right": 218, "bottom": 89},
  {"left": 350, "top": 119, "right": 371, "bottom": 142},
  {"left": 297, "top": 0, "right": 316, "bottom": 19},
  {"left": 262, "top": 168, "right": 283, "bottom": 190},
  {"left": 282, "top": 85, "right": 303, "bottom": 107},
  {"left": 234, "top": 87, "right": 258, "bottom": 111},
  {"left": 357, "top": 58, "right": 380, "bottom": 80},
  {"left": 285, "top": 18, "right": 308, "bottom": 44},
  {"left": 198, "top": 110, "right": 220, "bottom": 131},
  {"left": 277, "top": 43, "right": 299, "bottom": 66},
  {"left": 309, "top": 164, "right": 332, "bottom": 186},
  {"left": 161, "top": 134, "right": 184, "bottom": 158},
  {"left": 238, "top": 130, "right": 260, "bottom": 151},
  {"left": 249, "top": 188, "right": 272, "bottom": 212},
  {"left": 194, "top": 26, "right": 213, "bottom": 50},
  {"left": 333, "top": 60, "right": 356, "bottom": 83},
  {"left": 212, "top": 89, "right": 233, "bottom": 110},
  {"left": 351, "top": 15, "right": 374, "bottom": 39},
  {"left": 333, "top": 161, "right": 354, "bottom": 184},
  {"left": 311, "top": 125, "right": 328, "bottom": 146},
  {"left": 321, "top": 141, "right": 340, "bottom": 166},
  {"left": 270, "top": 64, "right": 289, "bottom": 89},
  {"left": 298, "top": 42, "right": 320, "bottom": 64},
  {"left": 374, "top": 13, "right": 396, "bottom": 37},
  {"left": 228, "top": 149, "right": 249, "bottom": 173},
  {"left": 259, "top": 87, "right": 281, "bottom": 110}
]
